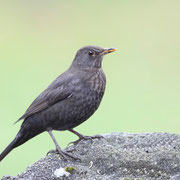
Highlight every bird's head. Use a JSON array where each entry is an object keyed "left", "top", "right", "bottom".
[{"left": 71, "top": 46, "right": 117, "bottom": 69}]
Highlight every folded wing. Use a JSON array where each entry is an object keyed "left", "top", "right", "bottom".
[{"left": 15, "top": 74, "right": 73, "bottom": 123}]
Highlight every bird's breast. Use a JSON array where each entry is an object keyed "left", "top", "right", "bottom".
[
  {"left": 49, "top": 69, "right": 106, "bottom": 130},
  {"left": 71, "top": 69, "right": 106, "bottom": 118}
]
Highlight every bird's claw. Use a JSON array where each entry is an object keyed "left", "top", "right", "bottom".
[
  {"left": 68, "top": 134, "right": 104, "bottom": 146},
  {"left": 47, "top": 149, "right": 80, "bottom": 161},
  {"left": 47, "top": 149, "right": 57, "bottom": 156}
]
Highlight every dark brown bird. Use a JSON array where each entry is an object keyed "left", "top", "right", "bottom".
[{"left": 0, "top": 45, "right": 116, "bottom": 161}]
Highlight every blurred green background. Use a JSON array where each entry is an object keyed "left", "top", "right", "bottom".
[{"left": 0, "top": 0, "right": 180, "bottom": 177}]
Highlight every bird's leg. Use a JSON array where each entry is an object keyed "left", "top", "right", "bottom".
[
  {"left": 47, "top": 129, "right": 79, "bottom": 161},
  {"left": 68, "top": 129, "right": 104, "bottom": 146}
]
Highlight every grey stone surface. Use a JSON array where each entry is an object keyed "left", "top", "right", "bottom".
[{"left": 1, "top": 132, "right": 180, "bottom": 180}]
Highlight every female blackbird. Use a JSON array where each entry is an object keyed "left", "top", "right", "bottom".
[{"left": 0, "top": 45, "right": 116, "bottom": 161}]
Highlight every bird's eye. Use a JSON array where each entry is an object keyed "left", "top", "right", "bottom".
[{"left": 88, "top": 51, "right": 94, "bottom": 56}]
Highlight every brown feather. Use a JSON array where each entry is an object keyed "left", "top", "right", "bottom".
[{"left": 15, "top": 87, "right": 72, "bottom": 124}]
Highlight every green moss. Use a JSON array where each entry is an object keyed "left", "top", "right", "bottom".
[{"left": 64, "top": 166, "right": 76, "bottom": 173}]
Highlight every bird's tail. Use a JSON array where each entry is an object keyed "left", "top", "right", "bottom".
[
  {"left": 0, "top": 136, "right": 18, "bottom": 161},
  {"left": 0, "top": 125, "right": 43, "bottom": 161}
]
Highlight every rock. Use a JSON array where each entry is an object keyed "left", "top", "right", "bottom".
[{"left": 1, "top": 132, "right": 180, "bottom": 180}]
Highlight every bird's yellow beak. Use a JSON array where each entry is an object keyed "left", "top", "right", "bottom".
[{"left": 101, "top": 48, "right": 117, "bottom": 55}]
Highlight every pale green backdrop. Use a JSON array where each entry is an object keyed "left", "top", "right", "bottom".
[{"left": 0, "top": 0, "right": 180, "bottom": 177}]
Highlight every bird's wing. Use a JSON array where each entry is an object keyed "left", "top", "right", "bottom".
[
  {"left": 15, "top": 87, "right": 72, "bottom": 124},
  {"left": 15, "top": 73, "right": 74, "bottom": 124}
]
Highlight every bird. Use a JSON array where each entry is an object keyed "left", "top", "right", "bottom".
[{"left": 0, "top": 45, "right": 116, "bottom": 161}]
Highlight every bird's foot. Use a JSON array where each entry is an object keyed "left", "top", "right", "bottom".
[
  {"left": 68, "top": 134, "right": 104, "bottom": 146},
  {"left": 47, "top": 148, "right": 80, "bottom": 161}
]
